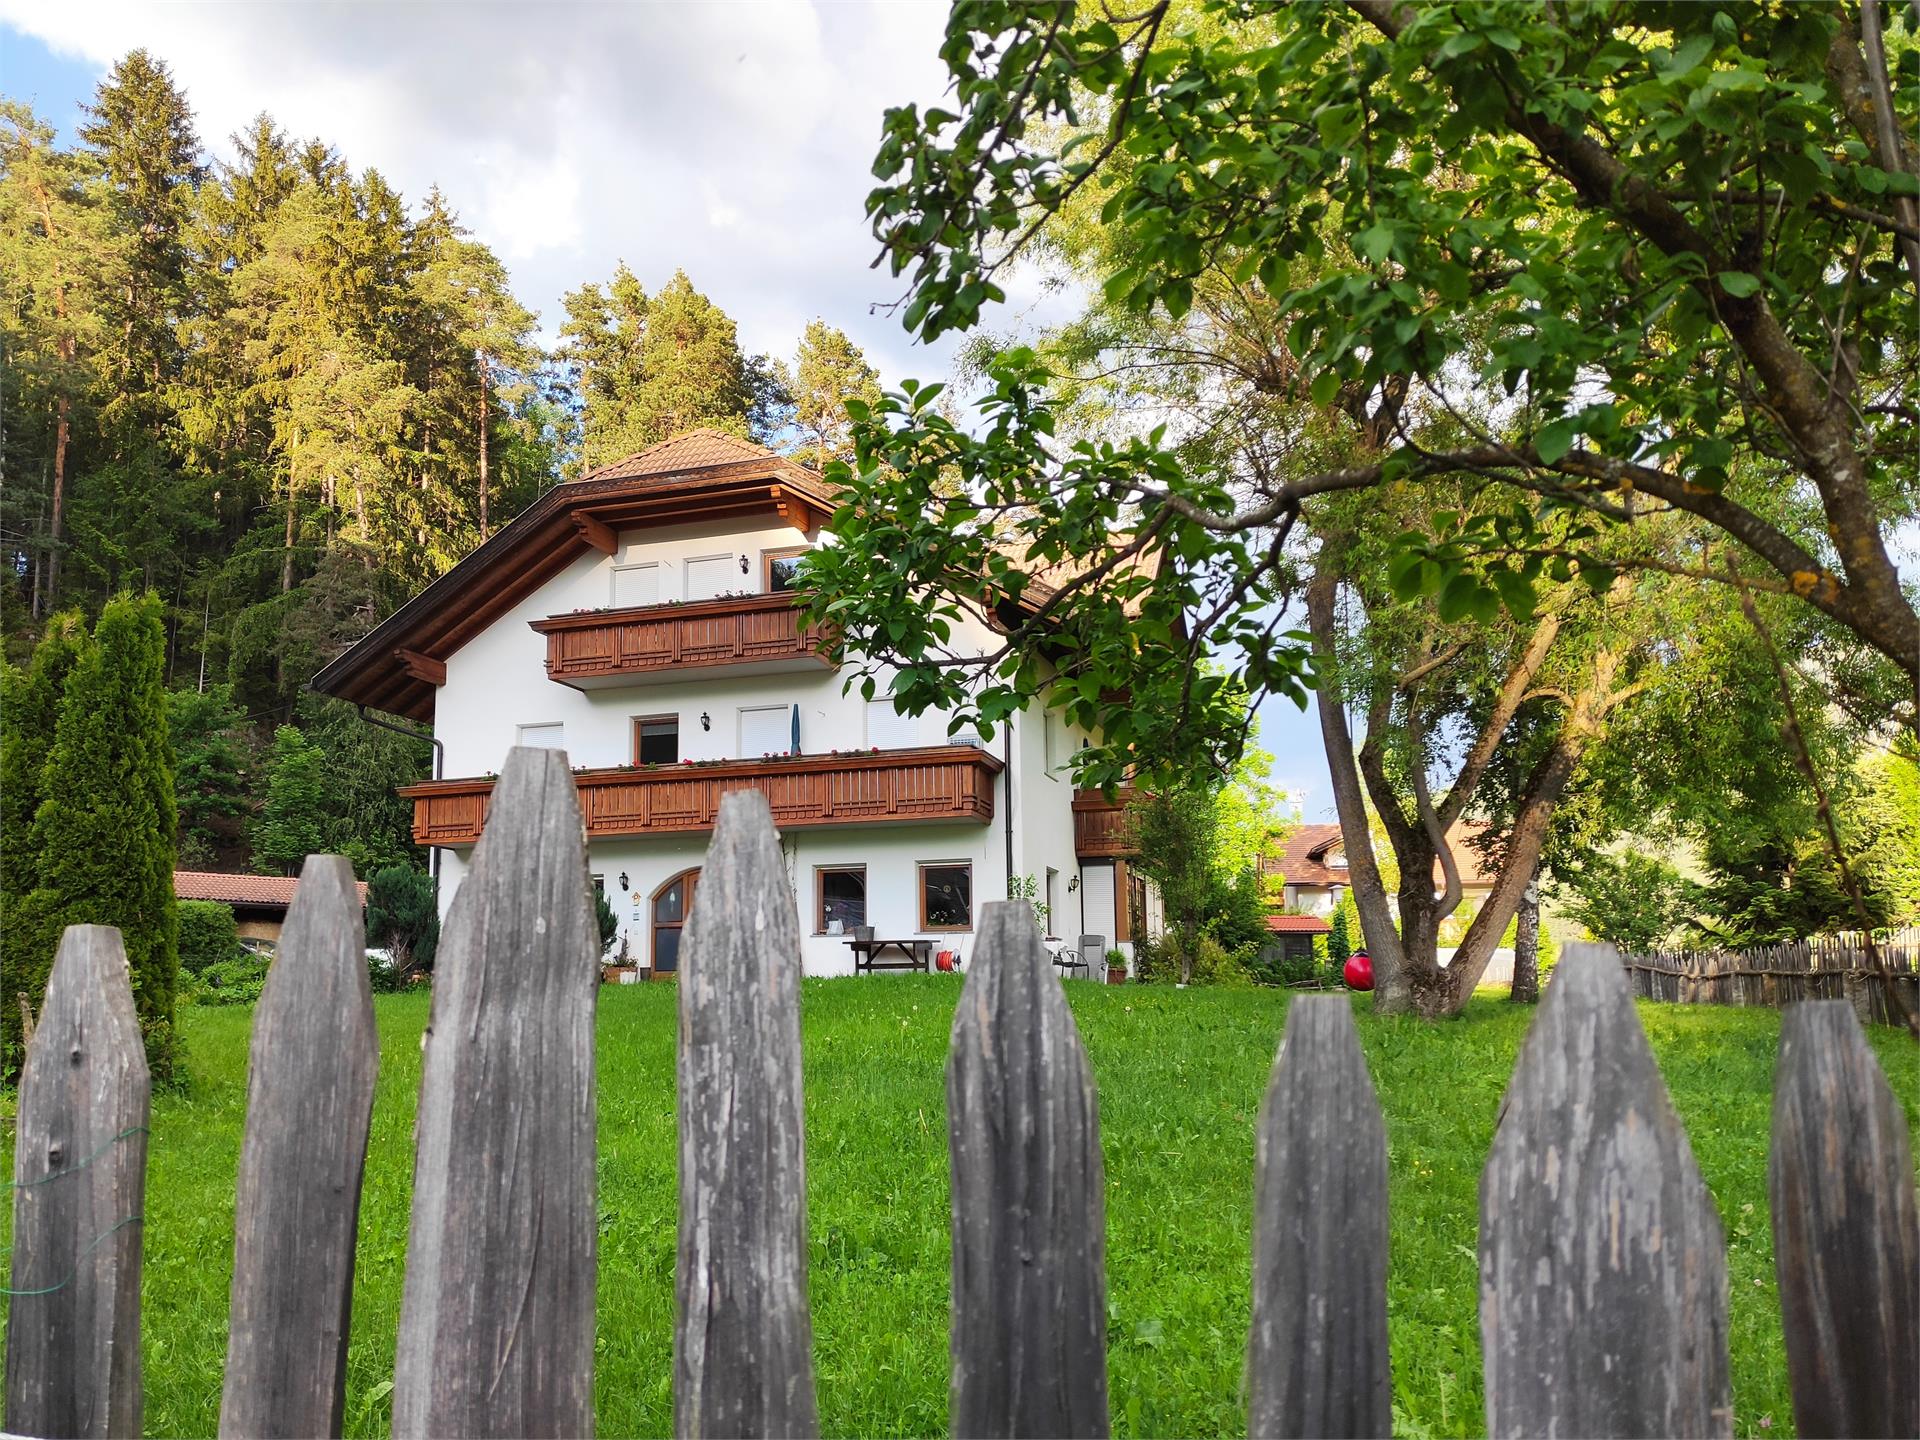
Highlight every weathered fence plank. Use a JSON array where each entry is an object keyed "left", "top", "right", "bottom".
[
  {"left": 1247, "top": 996, "right": 1390, "bottom": 1439},
  {"left": 1479, "top": 942, "right": 1731, "bottom": 1438},
  {"left": 220, "top": 854, "right": 378, "bottom": 1439},
  {"left": 1768, "top": 1001, "right": 1920, "bottom": 1439},
  {"left": 4, "top": 925, "right": 150, "bottom": 1440},
  {"left": 948, "top": 900, "right": 1108, "bottom": 1439},
  {"left": 674, "top": 790, "right": 818, "bottom": 1439},
  {"left": 392, "top": 747, "right": 600, "bottom": 1439}
]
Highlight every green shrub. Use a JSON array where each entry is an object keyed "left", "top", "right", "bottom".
[
  {"left": 594, "top": 886, "right": 619, "bottom": 957},
  {"left": 178, "top": 900, "right": 241, "bottom": 975},
  {"left": 365, "top": 865, "right": 439, "bottom": 974},
  {"left": 183, "top": 952, "right": 270, "bottom": 1006}
]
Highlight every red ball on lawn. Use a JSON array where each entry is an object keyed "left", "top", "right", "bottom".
[{"left": 1343, "top": 951, "right": 1374, "bottom": 991}]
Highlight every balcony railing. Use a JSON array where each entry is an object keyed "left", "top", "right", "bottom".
[
  {"left": 529, "top": 592, "right": 832, "bottom": 689},
  {"left": 400, "top": 745, "right": 1005, "bottom": 848},
  {"left": 1073, "top": 787, "right": 1142, "bottom": 858}
]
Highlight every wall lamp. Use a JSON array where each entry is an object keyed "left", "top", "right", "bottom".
[
  {"left": 700, "top": 711, "right": 712, "bottom": 731},
  {"left": 618, "top": 872, "right": 630, "bottom": 892},
  {"left": 1067, "top": 875, "right": 1080, "bottom": 893},
  {"left": 739, "top": 554, "right": 750, "bottom": 574}
]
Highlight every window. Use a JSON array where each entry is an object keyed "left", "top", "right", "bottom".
[
  {"left": 764, "top": 546, "right": 810, "bottom": 593},
  {"left": 920, "top": 863, "right": 973, "bottom": 931},
  {"left": 611, "top": 562, "right": 659, "bottom": 609},
  {"left": 1042, "top": 712, "right": 1054, "bottom": 771},
  {"left": 817, "top": 867, "right": 866, "bottom": 933},
  {"left": 1045, "top": 867, "right": 1059, "bottom": 938},
  {"left": 685, "top": 553, "right": 736, "bottom": 601},
  {"left": 635, "top": 716, "right": 678, "bottom": 765},
  {"left": 516, "top": 722, "right": 565, "bottom": 749},
  {"left": 866, "top": 698, "right": 918, "bottom": 750},
  {"left": 739, "top": 705, "right": 792, "bottom": 756}
]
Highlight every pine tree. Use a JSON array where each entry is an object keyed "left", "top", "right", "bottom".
[
  {"left": 27, "top": 592, "right": 179, "bottom": 1075},
  {"left": 785, "top": 320, "right": 880, "bottom": 470},
  {"left": 0, "top": 610, "right": 90, "bottom": 897},
  {"left": 1327, "top": 897, "right": 1352, "bottom": 965},
  {"left": 251, "top": 724, "right": 329, "bottom": 874}
]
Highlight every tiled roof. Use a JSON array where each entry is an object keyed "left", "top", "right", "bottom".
[
  {"left": 1265, "top": 821, "right": 1497, "bottom": 889},
  {"left": 579, "top": 429, "right": 777, "bottom": 481},
  {"left": 1265, "top": 914, "right": 1331, "bottom": 935},
  {"left": 175, "top": 871, "right": 369, "bottom": 910}
]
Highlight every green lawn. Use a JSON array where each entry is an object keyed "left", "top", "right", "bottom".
[{"left": 4, "top": 980, "right": 1916, "bottom": 1438}]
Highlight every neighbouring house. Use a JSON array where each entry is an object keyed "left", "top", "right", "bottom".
[
  {"left": 312, "top": 430, "right": 1163, "bottom": 977},
  {"left": 1265, "top": 821, "right": 1498, "bottom": 917},
  {"left": 174, "top": 871, "right": 370, "bottom": 947},
  {"left": 1263, "top": 912, "right": 1331, "bottom": 969}
]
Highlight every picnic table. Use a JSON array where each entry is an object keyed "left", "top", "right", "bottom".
[{"left": 848, "top": 936, "right": 933, "bottom": 974}]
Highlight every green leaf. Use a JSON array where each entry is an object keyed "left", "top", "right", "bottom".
[
  {"left": 1716, "top": 271, "right": 1761, "bottom": 297},
  {"left": 1535, "top": 418, "right": 1579, "bottom": 465},
  {"left": 1354, "top": 223, "right": 1396, "bottom": 264},
  {"left": 1309, "top": 370, "right": 1342, "bottom": 407}
]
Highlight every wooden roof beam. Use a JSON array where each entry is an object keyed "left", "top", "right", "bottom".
[
  {"left": 396, "top": 649, "right": 447, "bottom": 686},
  {"left": 572, "top": 511, "right": 618, "bottom": 555}
]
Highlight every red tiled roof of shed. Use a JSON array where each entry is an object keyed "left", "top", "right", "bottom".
[
  {"left": 1265, "top": 914, "right": 1331, "bottom": 935},
  {"left": 1264, "top": 821, "right": 1498, "bottom": 889},
  {"left": 174, "top": 871, "right": 368, "bottom": 910}
]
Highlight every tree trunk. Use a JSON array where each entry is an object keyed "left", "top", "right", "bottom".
[
  {"left": 477, "top": 351, "right": 492, "bottom": 541},
  {"left": 281, "top": 475, "right": 296, "bottom": 593},
  {"left": 1510, "top": 877, "right": 1540, "bottom": 1005},
  {"left": 47, "top": 392, "right": 69, "bottom": 610},
  {"left": 1306, "top": 569, "right": 1412, "bottom": 1013}
]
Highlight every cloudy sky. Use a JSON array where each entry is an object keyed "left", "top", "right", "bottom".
[{"left": 0, "top": 2, "right": 1335, "bottom": 815}]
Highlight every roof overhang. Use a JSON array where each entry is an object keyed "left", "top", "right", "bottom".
[{"left": 310, "top": 458, "right": 840, "bottom": 721}]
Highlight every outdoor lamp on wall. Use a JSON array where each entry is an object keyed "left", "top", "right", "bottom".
[
  {"left": 618, "top": 872, "right": 629, "bottom": 892},
  {"left": 739, "top": 554, "right": 750, "bottom": 574},
  {"left": 1067, "top": 875, "right": 1079, "bottom": 893},
  {"left": 700, "top": 711, "right": 712, "bottom": 731}
]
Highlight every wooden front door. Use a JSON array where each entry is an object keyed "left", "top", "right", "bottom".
[{"left": 651, "top": 869, "right": 699, "bottom": 976}]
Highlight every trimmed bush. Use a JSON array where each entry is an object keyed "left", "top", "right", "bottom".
[
  {"left": 365, "top": 865, "right": 438, "bottom": 975},
  {"left": 178, "top": 900, "right": 241, "bottom": 975}
]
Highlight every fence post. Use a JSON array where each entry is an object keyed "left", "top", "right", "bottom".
[
  {"left": 1479, "top": 942, "right": 1731, "bottom": 1438},
  {"left": 1248, "top": 996, "right": 1390, "bottom": 1439},
  {"left": 1769, "top": 1001, "right": 1919, "bottom": 1438},
  {"left": 674, "top": 791, "right": 818, "bottom": 1439},
  {"left": 948, "top": 900, "right": 1108, "bottom": 1439},
  {"left": 220, "top": 855, "right": 378, "bottom": 1439},
  {"left": 392, "top": 747, "right": 599, "bottom": 1438},
  {"left": 4, "top": 925, "right": 150, "bottom": 1440}
]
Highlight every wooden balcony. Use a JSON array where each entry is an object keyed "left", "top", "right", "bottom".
[
  {"left": 400, "top": 745, "right": 1005, "bottom": 848},
  {"left": 529, "top": 592, "right": 832, "bottom": 689},
  {"left": 1073, "top": 787, "right": 1142, "bottom": 858}
]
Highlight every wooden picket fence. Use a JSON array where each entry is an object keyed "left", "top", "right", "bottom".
[
  {"left": 1623, "top": 931, "right": 1920, "bottom": 1027},
  {"left": 6, "top": 746, "right": 1918, "bottom": 1439}
]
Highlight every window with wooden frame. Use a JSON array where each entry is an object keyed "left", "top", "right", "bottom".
[
  {"left": 919, "top": 862, "right": 973, "bottom": 931},
  {"left": 816, "top": 866, "right": 867, "bottom": 934},
  {"left": 762, "top": 545, "right": 811, "bottom": 594},
  {"left": 633, "top": 715, "right": 679, "bottom": 765}
]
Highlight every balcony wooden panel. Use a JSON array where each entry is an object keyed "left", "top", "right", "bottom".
[
  {"left": 1073, "top": 787, "right": 1142, "bottom": 858},
  {"left": 400, "top": 745, "right": 1004, "bottom": 848},
  {"left": 529, "top": 592, "right": 832, "bottom": 688}
]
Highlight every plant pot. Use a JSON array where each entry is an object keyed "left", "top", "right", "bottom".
[{"left": 1106, "top": 968, "right": 1127, "bottom": 985}]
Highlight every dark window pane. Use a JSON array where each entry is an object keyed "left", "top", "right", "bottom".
[
  {"left": 655, "top": 879, "right": 684, "bottom": 924},
  {"left": 654, "top": 928, "right": 680, "bottom": 973},
  {"left": 922, "top": 864, "right": 972, "bottom": 928},
  {"left": 820, "top": 869, "right": 866, "bottom": 930},
  {"left": 638, "top": 719, "right": 679, "bottom": 765},
  {"left": 768, "top": 553, "right": 806, "bottom": 592}
]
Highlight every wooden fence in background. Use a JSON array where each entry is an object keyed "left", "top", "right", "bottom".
[
  {"left": 7, "top": 746, "right": 1917, "bottom": 1439},
  {"left": 1623, "top": 931, "right": 1920, "bottom": 1027}
]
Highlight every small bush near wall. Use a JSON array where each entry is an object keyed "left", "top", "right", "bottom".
[
  {"left": 180, "top": 952, "right": 269, "bottom": 1005},
  {"left": 178, "top": 900, "right": 241, "bottom": 975}
]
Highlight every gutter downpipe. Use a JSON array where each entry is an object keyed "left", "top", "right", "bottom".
[
  {"left": 354, "top": 704, "right": 446, "bottom": 896},
  {"left": 1002, "top": 720, "right": 1015, "bottom": 905}
]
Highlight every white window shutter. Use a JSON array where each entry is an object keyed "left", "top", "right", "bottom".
[
  {"left": 611, "top": 563, "right": 659, "bottom": 608},
  {"left": 739, "top": 706, "right": 790, "bottom": 756},
  {"left": 866, "top": 700, "right": 920, "bottom": 750},
  {"left": 516, "top": 723, "right": 565, "bottom": 750},
  {"left": 685, "top": 555, "right": 735, "bottom": 601}
]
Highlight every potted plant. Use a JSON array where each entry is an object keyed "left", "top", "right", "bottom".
[{"left": 1105, "top": 947, "right": 1128, "bottom": 984}]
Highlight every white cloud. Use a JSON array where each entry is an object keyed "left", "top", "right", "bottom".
[{"left": 0, "top": 0, "right": 969, "bottom": 384}]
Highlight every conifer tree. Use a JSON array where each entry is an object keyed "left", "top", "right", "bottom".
[
  {"left": 27, "top": 593, "right": 179, "bottom": 1075},
  {"left": 785, "top": 320, "right": 880, "bottom": 470},
  {"left": 0, "top": 610, "right": 89, "bottom": 898},
  {"left": 251, "top": 724, "right": 330, "bottom": 874}
]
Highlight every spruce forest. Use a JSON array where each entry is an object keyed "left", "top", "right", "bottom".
[{"left": 0, "top": 51, "right": 881, "bottom": 875}]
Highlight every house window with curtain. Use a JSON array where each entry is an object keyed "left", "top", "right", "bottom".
[
  {"left": 920, "top": 862, "right": 972, "bottom": 931},
  {"left": 817, "top": 867, "right": 866, "bottom": 933}
]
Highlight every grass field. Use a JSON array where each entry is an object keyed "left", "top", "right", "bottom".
[{"left": 4, "top": 979, "right": 1915, "bottom": 1438}]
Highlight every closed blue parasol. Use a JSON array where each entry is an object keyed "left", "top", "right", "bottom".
[{"left": 790, "top": 702, "right": 801, "bottom": 756}]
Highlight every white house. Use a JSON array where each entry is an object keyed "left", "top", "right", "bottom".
[{"left": 314, "top": 430, "right": 1159, "bottom": 976}]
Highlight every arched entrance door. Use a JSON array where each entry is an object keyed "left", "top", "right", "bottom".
[{"left": 651, "top": 868, "right": 699, "bottom": 976}]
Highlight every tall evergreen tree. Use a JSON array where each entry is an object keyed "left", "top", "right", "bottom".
[
  {"left": 784, "top": 319, "right": 880, "bottom": 470},
  {"left": 251, "top": 724, "right": 329, "bottom": 874},
  {"left": 0, "top": 609, "right": 89, "bottom": 898},
  {"left": 26, "top": 592, "right": 179, "bottom": 1075}
]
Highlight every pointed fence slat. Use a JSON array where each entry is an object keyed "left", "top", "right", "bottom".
[
  {"left": 220, "top": 855, "right": 378, "bottom": 1439},
  {"left": 1479, "top": 942, "right": 1731, "bottom": 1439},
  {"left": 392, "top": 747, "right": 600, "bottom": 1439},
  {"left": 1248, "top": 997, "right": 1390, "bottom": 1440},
  {"left": 4, "top": 925, "right": 150, "bottom": 1440},
  {"left": 1768, "top": 1001, "right": 1920, "bottom": 1439},
  {"left": 948, "top": 900, "right": 1108, "bottom": 1440},
  {"left": 673, "top": 791, "right": 818, "bottom": 1439}
]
